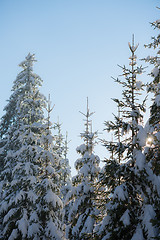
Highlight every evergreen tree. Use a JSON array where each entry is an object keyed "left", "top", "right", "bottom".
[
  {"left": 30, "top": 96, "right": 65, "bottom": 240},
  {"left": 0, "top": 53, "right": 46, "bottom": 239},
  {"left": 66, "top": 98, "right": 100, "bottom": 240},
  {"left": 60, "top": 132, "right": 72, "bottom": 228},
  {"left": 143, "top": 16, "right": 160, "bottom": 239},
  {"left": 144, "top": 18, "right": 160, "bottom": 175},
  {"left": 94, "top": 101, "right": 124, "bottom": 235},
  {"left": 53, "top": 121, "right": 72, "bottom": 202},
  {"left": 101, "top": 101, "right": 124, "bottom": 188},
  {"left": 53, "top": 120, "right": 64, "bottom": 168},
  {"left": 0, "top": 54, "right": 65, "bottom": 239},
  {"left": 60, "top": 132, "right": 72, "bottom": 203},
  {"left": 96, "top": 37, "right": 155, "bottom": 240}
]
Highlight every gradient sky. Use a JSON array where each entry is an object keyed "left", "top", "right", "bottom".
[{"left": 0, "top": 0, "right": 159, "bottom": 175}]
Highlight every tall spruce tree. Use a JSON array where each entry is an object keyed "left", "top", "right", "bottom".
[
  {"left": 65, "top": 98, "right": 100, "bottom": 240},
  {"left": 95, "top": 37, "right": 156, "bottom": 240},
  {"left": 0, "top": 54, "right": 43, "bottom": 195},
  {"left": 30, "top": 96, "right": 65, "bottom": 240},
  {"left": 144, "top": 18, "right": 160, "bottom": 175},
  {"left": 101, "top": 101, "right": 124, "bottom": 188},
  {"left": 143, "top": 16, "right": 160, "bottom": 239},
  {"left": 62, "top": 132, "right": 72, "bottom": 226},
  {"left": 94, "top": 101, "right": 124, "bottom": 235},
  {"left": 60, "top": 132, "right": 72, "bottom": 203},
  {"left": 53, "top": 122, "right": 72, "bottom": 202},
  {"left": 0, "top": 53, "right": 46, "bottom": 239},
  {"left": 0, "top": 54, "right": 65, "bottom": 239}
]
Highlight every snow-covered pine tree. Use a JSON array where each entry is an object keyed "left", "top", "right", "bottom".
[
  {"left": 143, "top": 16, "right": 160, "bottom": 239},
  {"left": 101, "top": 100, "right": 124, "bottom": 188},
  {"left": 53, "top": 121, "right": 72, "bottom": 202},
  {"left": 0, "top": 55, "right": 38, "bottom": 194},
  {"left": 144, "top": 18, "right": 160, "bottom": 175},
  {"left": 0, "top": 54, "right": 65, "bottom": 239},
  {"left": 94, "top": 101, "right": 125, "bottom": 235},
  {"left": 0, "top": 58, "right": 40, "bottom": 230},
  {"left": 0, "top": 107, "right": 23, "bottom": 236},
  {"left": 96, "top": 37, "right": 155, "bottom": 240},
  {"left": 61, "top": 132, "right": 72, "bottom": 229},
  {"left": 65, "top": 98, "right": 100, "bottom": 240},
  {"left": 0, "top": 53, "right": 46, "bottom": 239},
  {"left": 0, "top": 136, "right": 6, "bottom": 196},
  {"left": 53, "top": 120, "right": 64, "bottom": 167},
  {"left": 30, "top": 95, "right": 65, "bottom": 240},
  {"left": 60, "top": 132, "right": 72, "bottom": 203}
]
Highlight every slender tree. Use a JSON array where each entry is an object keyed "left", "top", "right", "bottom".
[
  {"left": 66, "top": 98, "right": 100, "bottom": 240},
  {"left": 60, "top": 132, "right": 72, "bottom": 203},
  {"left": 101, "top": 100, "right": 124, "bottom": 187},
  {"left": 143, "top": 16, "right": 160, "bottom": 239},
  {"left": 96, "top": 37, "right": 155, "bottom": 240},
  {"left": 94, "top": 101, "right": 124, "bottom": 235},
  {"left": 53, "top": 121, "right": 72, "bottom": 203},
  {"left": 30, "top": 96, "right": 65, "bottom": 240}
]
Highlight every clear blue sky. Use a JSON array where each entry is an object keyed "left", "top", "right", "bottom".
[{"left": 0, "top": 0, "right": 159, "bottom": 175}]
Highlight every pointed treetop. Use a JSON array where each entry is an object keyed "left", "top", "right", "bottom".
[
  {"left": 64, "top": 131, "right": 71, "bottom": 159},
  {"left": 128, "top": 35, "right": 139, "bottom": 69},
  {"left": 54, "top": 116, "right": 62, "bottom": 130},
  {"left": 19, "top": 53, "right": 37, "bottom": 69},
  {"left": 79, "top": 97, "right": 97, "bottom": 152},
  {"left": 46, "top": 94, "right": 55, "bottom": 116},
  {"left": 79, "top": 97, "right": 95, "bottom": 137},
  {"left": 128, "top": 34, "right": 139, "bottom": 53},
  {"left": 46, "top": 94, "right": 55, "bottom": 133},
  {"left": 79, "top": 97, "right": 95, "bottom": 117}
]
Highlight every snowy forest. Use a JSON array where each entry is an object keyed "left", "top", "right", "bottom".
[{"left": 1, "top": 9, "right": 160, "bottom": 240}]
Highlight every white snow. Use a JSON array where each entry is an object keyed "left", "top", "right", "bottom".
[
  {"left": 142, "top": 204, "right": 158, "bottom": 239},
  {"left": 24, "top": 162, "right": 33, "bottom": 175},
  {"left": 83, "top": 184, "right": 90, "bottom": 194},
  {"left": 46, "top": 165, "right": 56, "bottom": 175},
  {"left": 81, "top": 215, "right": 94, "bottom": 235},
  {"left": 0, "top": 200, "right": 8, "bottom": 213},
  {"left": 131, "top": 224, "right": 144, "bottom": 240},
  {"left": 30, "top": 211, "right": 39, "bottom": 222},
  {"left": 28, "top": 190, "right": 37, "bottom": 203},
  {"left": 135, "top": 150, "right": 145, "bottom": 171},
  {"left": 15, "top": 190, "right": 25, "bottom": 204},
  {"left": 46, "top": 220, "right": 63, "bottom": 240},
  {"left": 155, "top": 94, "right": 160, "bottom": 106},
  {"left": 12, "top": 162, "right": 22, "bottom": 174},
  {"left": 8, "top": 229, "right": 18, "bottom": 240},
  {"left": 3, "top": 209, "right": 16, "bottom": 224},
  {"left": 45, "top": 190, "right": 63, "bottom": 208},
  {"left": 45, "top": 190, "right": 56, "bottom": 204},
  {"left": 17, "top": 210, "right": 28, "bottom": 238},
  {"left": 136, "top": 81, "right": 143, "bottom": 90},
  {"left": 152, "top": 67, "right": 159, "bottom": 77},
  {"left": 76, "top": 144, "right": 86, "bottom": 154},
  {"left": 137, "top": 126, "right": 147, "bottom": 147},
  {"left": 120, "top": 209, "right": 130, "bottom": 226},
  {"left": 113, "top": 185, "right": 128, "bottom": 201},
  {"left": 28, "top": 223, "right": 40, "bottom": 238},
  {"left": 80, "top": 164, "right": 89, "bottom": 177},
  {"left": 28, "top": 175, "right": 37, "bottom": 184}
]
